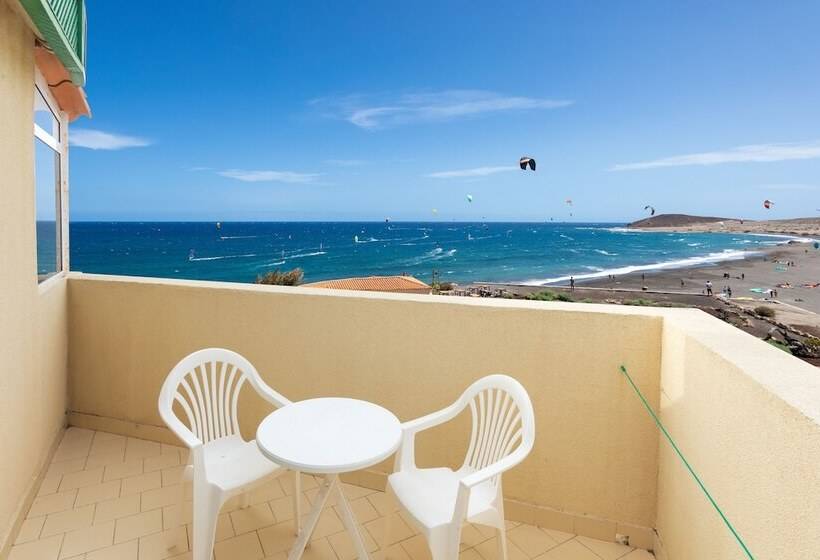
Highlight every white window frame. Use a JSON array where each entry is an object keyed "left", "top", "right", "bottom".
[{"left": 33, "top": 68, "right": 69, "bottom": 286}]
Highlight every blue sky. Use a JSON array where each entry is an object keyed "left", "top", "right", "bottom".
[{"left": 70, "top": 1, "right": 820, "bottom": 222}]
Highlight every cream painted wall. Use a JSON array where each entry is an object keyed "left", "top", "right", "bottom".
[
  {"left": 656, "top": 312, "right": 820, "bottom": 560},
  {"left": 0, "top": 1, "right": 69, "bottom": 552},
  {"left": 67, "top": 275, "right": 664, "bottom": 528}
]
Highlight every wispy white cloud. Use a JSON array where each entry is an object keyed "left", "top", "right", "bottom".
[
  {"left": 218, "top": 169, "right": 321, "bottom": 183},
  {"left": 426, "top": 166, "right": 515, "bottom": 179},
  {"left": 324, "top": 159, "right": 368, "bottom": 167},
  {"left": 312, "top": 90, "right": 573, "bottom": 130},
  {"left": 70, "top": 129, "right": 151, "bottom": 150},
  {"left": 757, "top": 183, "right": 819, "bottom": 191},
  {"left": 611, "top": 141, "right": 820, "bottom": 171},
  {"left": 188, "top": 166, "right": 212, "bottom": 172}
]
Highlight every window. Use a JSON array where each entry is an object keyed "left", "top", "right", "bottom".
[{"left": 33, "top": 78, "right": 64, "bottom": 282}]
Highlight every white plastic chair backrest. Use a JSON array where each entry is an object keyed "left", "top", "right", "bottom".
[
  {"left": 159, "top": 348, "right": 289, "bottom": 447},
  {"left": 459, "top": 374, "right": 535, "bottom": 480}
]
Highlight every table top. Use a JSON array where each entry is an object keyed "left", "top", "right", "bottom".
[{"left": 256, "top": 397, "right": 401, "bottom": 474}]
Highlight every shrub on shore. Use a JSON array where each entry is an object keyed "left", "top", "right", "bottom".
[
  {"left": 525, "top": 290, "right": 573, "bottom": 302},
  {"left": 256, "top": 268, "right": 304, "bottom": 286},
  {"left": 754, "top": 306, "right": 775, "bottom": 318}
]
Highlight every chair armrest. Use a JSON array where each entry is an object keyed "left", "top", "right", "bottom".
[
  {"left": 395, "top": 401, "right": 463, "bottom": 471},
  {"left": 459, "top": 443, "right": 532, "bottom": 489},
  {"left": 255, "top": 384, "right": 292, "bottom": 409}
]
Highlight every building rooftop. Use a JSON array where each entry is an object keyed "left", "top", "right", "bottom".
[{"left": 302, "top": 275, "right": 432, "bottom": 294}]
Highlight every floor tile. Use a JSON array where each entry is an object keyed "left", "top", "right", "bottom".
[
  {"left": 76, "top": 480, "right": 122, "bottom": 506},
  {"left": 124, "top": 438, "right": 162, "bottom": 462},
  {"left": 85, "top": 539, "right": 138, "bottom": 560},
  {"left": 535, "top": 539, "right": 600, "bottom": 560},
  {"left": 38, "top": 474, "right": 63, "bottom": 497},
  {"left": 138, "top": 526, "right": 189, "bottom": 560},
  {"left": 59, "top": 521, "right": 116, "bottom": 558},
  {"left": 541, "top": 529, "right": 574, "bottom": 546},
  {"left": 506, "top": 524, "right": 558, "bottom": 558},
  {"left": 334, "top": 496, "right": 379, "bottom": 525},
  {"left": 8, "top": 533, "right": 63, "bottom": 560},
  {"left": 141, "top": 484, "right": 183, "bottom": 512},
  {"left": 103, "top": 459, "right": 144, "bottom": 482},
  {"left": 86, "top": 451, "right": 127, "bottom": 470},
  {"left": 231, "top": 503, "right": 276, "bottom": 535},
  {"left": 14, "top": 517, "right": 45, "bottom": 545},
  {"left": 161, "top": 466, "right": 185, "bottom": 487},
  {"left": 300, "top": 538, "right": 338, "bottom": 560},
  {"left": 399, "top": 534, "right": 433, "bottom": 560},
  {"left": 269, "top": 493, "right": 310, "bottom": 523},
  {"left": 474, "top": 536, "right": 530, "bottom": 560},
  {"left": 327, "top": 524, "right": 379, "bottom": 560},
  {"left": 59, "top": 467, "right": 105, "bottom": 492},
  {"left": 27, "top": 490, "right": 78, "bottom": 518},
  {"left": 576, "top": 536, "right": 633, "bottom": 560},
  {"left": 621, "top": 551, "right": 654, "bottom": 560},
  {"left": 41, "top": 505, "right": 95, "bottom": 537},
  {"left": 46, "top": 458, "right": 87, "bottom": 479},
  {"left": 257, "top": 521, "right": 298, "bottom": 556},
  {"left": 143, "top": 453, "right": 180, "bottom": 474},
  {"left": 248, "top": 479, "right": 286, "bottom": 504},
  {"left": 94, "top": 494, "right": 141, "bottom": 524},
  {"left": 121, "top": 471, "right": 162, "bottom": 496},
  {"left": 90, "top": 436, "right": 126, "bottom": 458},
  {"left": 115, "top": 510, "right": 163, "bottom": 543},
  {"left": 213, "top": 531, "right": 264, "bottom": 560},
  {"left": 364, "top": 512, "right": 414, "bottom": 548}
]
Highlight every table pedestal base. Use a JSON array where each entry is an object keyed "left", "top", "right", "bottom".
[{"left": 289, "top": 474, "right": 370, "bottom": 560}]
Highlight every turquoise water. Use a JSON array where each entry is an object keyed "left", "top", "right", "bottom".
[{"left": 69, "top": 222, "right": 791, "bottom": 286}]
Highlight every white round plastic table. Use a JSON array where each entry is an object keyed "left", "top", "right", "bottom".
[{"left": 257, "top": 397, "right": 401, "bottom": 560}]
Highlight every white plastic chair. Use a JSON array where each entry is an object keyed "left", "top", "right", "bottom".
[
  {"left": 159, "top": 348, "right": 301, "bottom": 560},
  {"left": 386, "top": 375, "right": 535, "bottom": 560}
]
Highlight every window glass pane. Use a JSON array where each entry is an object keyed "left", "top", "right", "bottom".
[
  {"left": 34, "top": 85, "right": 59, "bottom": 140},
  {"left": 35, "top": 138, "right": 61, "bottom": 281}
]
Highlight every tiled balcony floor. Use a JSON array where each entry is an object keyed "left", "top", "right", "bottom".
[{"left": 9, "top": 428, "right": 653, "bottom": 560}]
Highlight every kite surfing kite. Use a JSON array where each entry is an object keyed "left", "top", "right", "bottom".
[
  {"left": 519, "top": 156, "right": 536, "bottom": 171},
  {"left": 565, "top": 199, "right": 573, "bottom": 206},
  {"left": 644, "top": 205, "right": 656, "bottom": 216},
  {"left": 431, "top": 208, "right": 438, "bottom": 215},
  {"left": 763, "top": 199, "right": 773, "bottom": 209},
  {"left": 466, "top": 194, "right": 474, "bottom": 203}
]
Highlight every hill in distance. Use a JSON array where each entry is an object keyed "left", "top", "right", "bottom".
[{"left": 627, "top": 214, "right": 732, "bottom": 228}]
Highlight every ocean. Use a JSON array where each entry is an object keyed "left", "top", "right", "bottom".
[{"left": 69, "top": 222, "right": 791, "bottom": 286}]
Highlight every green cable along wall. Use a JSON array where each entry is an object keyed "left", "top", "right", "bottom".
[
  {"left": 618, "top": 365, "right": 755, "bottom": 559},
  {"left": 18, "top": 0, "right": 86, "bottom": 85}
]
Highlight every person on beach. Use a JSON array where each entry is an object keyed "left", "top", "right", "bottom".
[
  {"left": 680, "top": 279, "right": 685, "bottom": 288},
  {"left": 727, "top": 286, "right": 732, "bottom": 298},
  {"left": 705, "top": 280, "right": 713, "bottom": 296},
  {"left": 570, "top": 276, "right": 575, "bottom": 291}
]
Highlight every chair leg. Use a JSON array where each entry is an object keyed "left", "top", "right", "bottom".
[
  {"left": 192, "top": 479, "right": 221, "bottom": 560},
  {"left": 292, "top": 471, "right": 302, "bottom": 535},
  {"left": 496, "top": 527, "right": 508, "bottom": 560},
  {"left": 429, "top": 525, "right": 461, "bottom": 560}
]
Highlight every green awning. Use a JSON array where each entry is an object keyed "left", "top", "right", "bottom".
[{"left": 19, "top": 0, "right": 86, "bottom": 86}]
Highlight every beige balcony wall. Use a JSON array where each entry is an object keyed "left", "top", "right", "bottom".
[
  {"left": 0, "top": 3, "right": 69, "bottom": 554},
  {"left": 655, "top": 312, "right": 820, "bottom": 560},
  {"left": 67, "top": 274, "right": 664, "bottom": 529}
]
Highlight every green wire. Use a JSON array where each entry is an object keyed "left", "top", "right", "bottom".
[{"left": 618, "top": 365, "right": 755, "bottom": 560}]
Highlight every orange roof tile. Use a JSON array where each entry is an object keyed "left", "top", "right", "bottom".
[{"left": 302, "top": 275, "right": 431, "bottom": 293}]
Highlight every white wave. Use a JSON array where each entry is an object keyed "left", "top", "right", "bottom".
[
  {"left": 355, "top": 237, "right": 380, "bottom": 244},
  {"left": 559, "top": 234, "right": 575, "bottom": 240},
  {"left": 593, "top": 249, "right": 618, "bottom": 256},
  {"left": 687, "top": 242, "right": 702, "bottom": 247},
  {"left": 189, "top": 253, "right": 257, "bottom": 262},
  {"left": 520, "top": 249, "right": 758, "bottom": 286},
  {"left": 258, "top": 260, "right": 285, "bottom": 267},
  {"left": 584, "top": 266, "right": 605, "bottom": 271},
  {"left": 219, "top": 235, "right": 258, "bottom": 239},
  {"left": 287, "top": 251, "right": 327, "bottom": 259}
]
